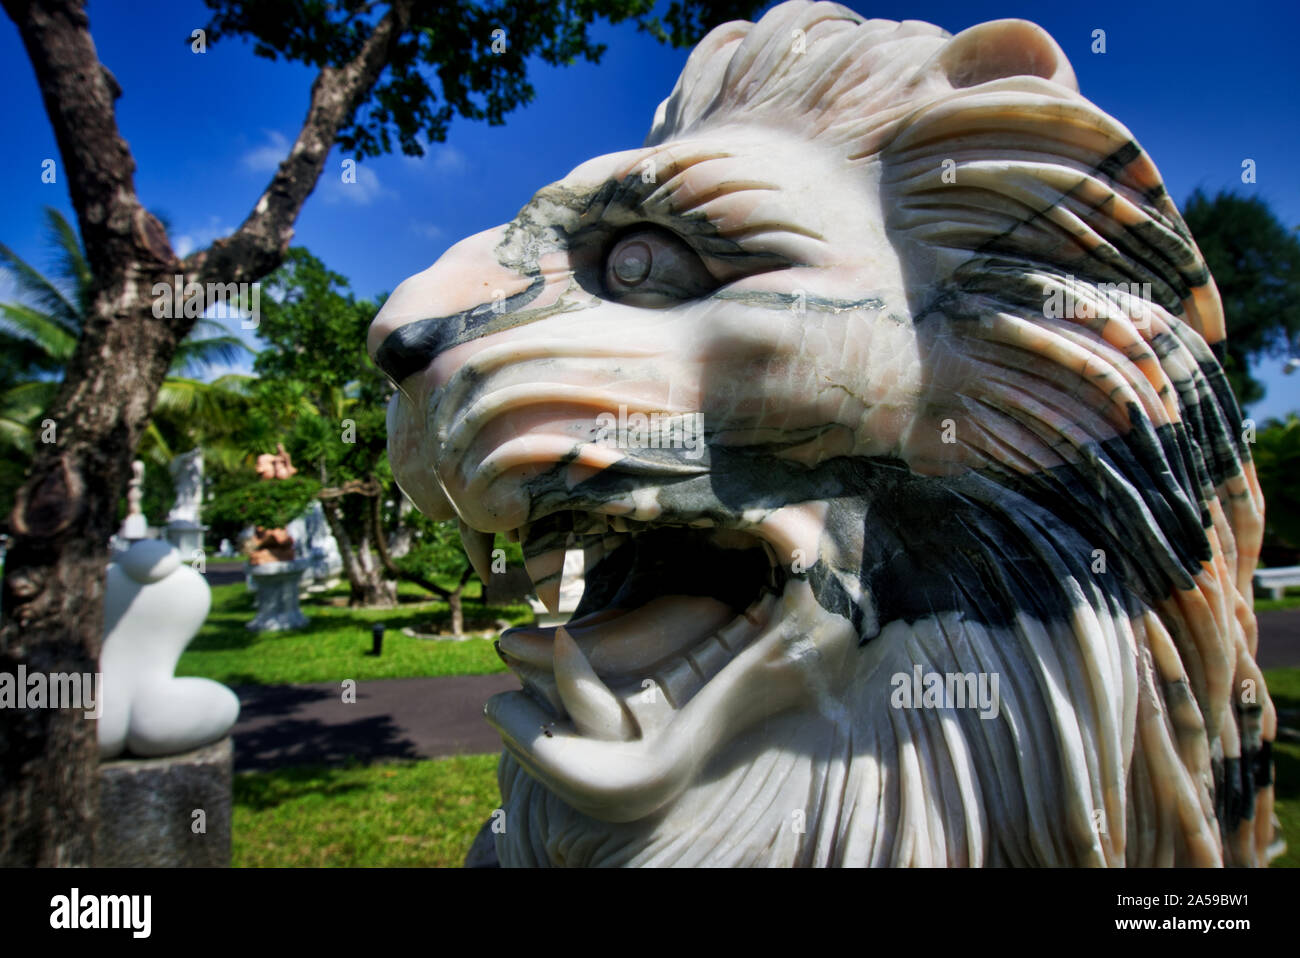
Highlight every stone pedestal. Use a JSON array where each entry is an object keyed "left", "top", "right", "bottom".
[
  {"left": 165, "top": 519, "right": 206, "bottom": 559},
  {"left": 247, "top": 558, "right": 311, "bottom": 631},
  {"left": 97, "top": 737, "right": 233, "bottom": 867}
]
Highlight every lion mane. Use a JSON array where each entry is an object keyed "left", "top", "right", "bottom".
[{"left": 373, "top": 1, "right": 1278, "bottom": 866}]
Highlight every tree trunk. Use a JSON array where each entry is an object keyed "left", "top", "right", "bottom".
[
  {"left": 0, "top": 0, "right": 182, "bottom": 866},
  {"left": 449, "top": 589, "right": 464, "bottom": 637},
  {"left": 387, "top": 494, "right": 414, "bottom": 558},
  {"left": 0, "top": 0, "right": 410, "bottom": 864},
  {"left": 319, "top": 497, "right": 393, "bottom": 608},
  {"left": 355, "top": 528, "right": 396, "bottom": 608}
]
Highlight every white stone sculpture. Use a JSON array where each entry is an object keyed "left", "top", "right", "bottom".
[
  {"left": 286, "top": 501, "right": 343, "bottom": 587},
  {"left": 99, "top": 539, "right": 240, "bottom": 758},
  {"left": 118, "top": 459, "right": 147, "bottom": 541},
  {"left": 167, "top": 449, "right": 204, "bottom": 524},
  {"left": 369, "top": 2, "right": 1277, "bottom": 866},
  {"left": 165, "top": 449, "right": 206, "bottom": 557}
]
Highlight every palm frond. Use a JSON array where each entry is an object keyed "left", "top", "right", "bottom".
[
  {"left": 207, "top": 373, "right": 257, "bottom": 394},
  {"left": 0, "top": 416, "right": 36, "bottom": 456},
  {"left": 0, "top": 239, "right": 81, "bottom": 333},
  {"left": 0, "top": 379, "right": 60, "bottom": 455},
  {"left": 43, "top": 208, "right": 93, "bottom": 319},
  {"left": 138, "top": 419, "right": 175, "bottom": 465},
  {"left": 169, "top": 334, "right": 255, "bottom": 376},
  {"left": 0, "top": 302, "right": 79, "bottom": 364}
]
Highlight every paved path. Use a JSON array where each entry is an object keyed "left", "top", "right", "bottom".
[
  {"left": 1256, "top": 608, "right": 1300, "bottom": 671},
  {"left": 231, "top": 674, "right": 519, "bottom": 772},
  {"left": 229, "top": 609, "right": 1300, "bottom": 773}
]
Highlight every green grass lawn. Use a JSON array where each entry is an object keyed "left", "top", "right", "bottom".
[
  {"left": 228, "top": 667, "right": 1300, "bottom": 868},
  {"left": 177, "top": 575, "right": 526, "bottom": 685},
  {"left": 1257, "top": 593, "right": 1300, "bottom": 612},
  {"left": 233, "top": 753, "right": 499, "bottom": 867}
]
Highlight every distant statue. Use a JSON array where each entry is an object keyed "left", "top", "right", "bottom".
[
  {"left": 167, "top": 449, "right": 204, "bottom": 525},
  {"left": 244, "top": 526, "right": 295, "bottom": 565},
  {"left": 246, "top": 443, "right": 299, "bottom": 565},
  {"left": 118, "top": 460, "right": 147, "bottom": 540},
  {"left": 255, "top": 443, "right": 297, "bottom": 481}
]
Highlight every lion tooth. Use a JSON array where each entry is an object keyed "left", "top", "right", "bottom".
[
  {"left": 524, "top": 547, "right": 565, "bottom": 613},
  {"left": 610, "top": 515, "right": 629, "bottom": 533},
  {"left": 621, "top": 675, "right": 678, "bottom": 737},
  {"left": 714, "top": 591, "right": 780, "bottom": 652},
  {"left": 650, "top": 656, "right": 704, "bottom": 709},
  {"left": 458, "top": 520, "right": 495, "bottom": 586},
  {"left": 686, "top": 636, "right": 732, "bottom": 683},
  {"left": 554, "top": 626, "right": 636, "bottom": 741}
]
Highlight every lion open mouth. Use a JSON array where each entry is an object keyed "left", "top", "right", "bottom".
[
  {"left": 495, "top": 515, "right": 784, "bottom": 735},
  {"left": 465, "top": 507, "right": 845, "bottom": 823}
]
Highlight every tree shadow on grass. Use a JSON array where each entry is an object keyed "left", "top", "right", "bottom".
[{"left": 233, "top": 761, "right": 371, "bottom": 811}]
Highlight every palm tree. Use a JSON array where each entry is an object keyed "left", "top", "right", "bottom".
[{"left": 0, "top": 208, "right": 254, "bottom": 511}]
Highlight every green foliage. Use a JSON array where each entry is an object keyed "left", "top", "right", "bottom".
[
  {"left": 236, "top": 249, "right": 396, "bottom": 581},
  {"left": 207, "top": 476, "right": 323, "bottom": 533},
  {"left": 397, "top": 512, "right": 525, "bottom": 582},
  {"left": 1254, "top": 416, "right": 1300, "bottom": 550},
  {"left": 1183, "top": 189, "right": 1300, "bottom": 407},
  {"left": 249, "top": 249, "right": 389, "bottom": 481},
  {"left": 397, "top": 514, "right": 469, "bottom": 582},
  {"left": 201, "top": 0, "right": 762, "bottom": 158}
]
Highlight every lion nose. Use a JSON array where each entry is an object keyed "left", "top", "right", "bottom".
[{"left": 367, "top": 224, "right": 540, "bottom": 384}]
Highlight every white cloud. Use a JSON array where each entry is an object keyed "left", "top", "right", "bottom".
[
  {"left": 401, "top": 139, "right": 468, "bottom": 175},
  {"left": 321, "top": 161, "right": 391, "bottom": 206},
  {"left": 173, "top": 216, "right": 236, "bottom": 258},
  {"left": 411, "top": 221, "right": 443, "bottom": 240},
  {"left": 431, "top": 145, "right": 467, "bottom": 174},
  {"left": 241, "top": 130, "right": 291, "bottom": 173}
]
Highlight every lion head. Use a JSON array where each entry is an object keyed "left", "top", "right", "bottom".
[{"left": 369, "top": 1, "right": 1278, "bottom": 866}]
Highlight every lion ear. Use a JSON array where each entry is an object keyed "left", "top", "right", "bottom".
[{"left": 933, "top": 19, "right": 1078, "bottom": 91}]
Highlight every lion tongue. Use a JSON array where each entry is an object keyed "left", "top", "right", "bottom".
[
  {"left": 575, "top": 596, "right": 735, "bottom": 673},
  {"left": 498, "top": 595, "right": 734, "bottom": 675}
]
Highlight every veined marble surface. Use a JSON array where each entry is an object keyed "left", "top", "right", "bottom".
[{"left": 369, "top": 2, "right": 1276, "bottom": 866}]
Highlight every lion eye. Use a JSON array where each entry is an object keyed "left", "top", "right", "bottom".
[{"left": 602, "top": 227, "right": 718, "bottom": 307}]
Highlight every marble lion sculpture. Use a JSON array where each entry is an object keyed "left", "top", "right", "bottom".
[{"left": 369, "top": 1, "right": 1278, "bottom": 866}]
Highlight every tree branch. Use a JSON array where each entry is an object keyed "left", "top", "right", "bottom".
[
  {"left": 185, "top": 0, "right": 413, "bottom": 285},
  {"left": 368, "top": 478, "right": 454, "bottom": 599},
  {"left": 0, "top": 0, "right": 176, "bottom": 283}
]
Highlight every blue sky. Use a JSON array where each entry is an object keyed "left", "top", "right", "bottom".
[{"left": 2, "top": 0, "right": 1297, "bottom": 419}]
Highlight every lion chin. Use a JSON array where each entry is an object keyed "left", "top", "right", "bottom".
[{"left": 369, "top": 1, "right": 1279, "bottom": 866}]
